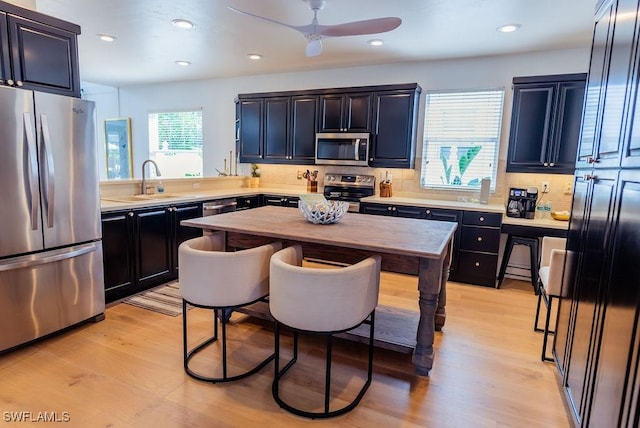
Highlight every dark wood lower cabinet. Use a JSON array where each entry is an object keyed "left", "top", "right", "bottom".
[
  {"left": 102, "top": 202, "right": 202, "bottom": 303},
  {"left": 358, "top": 203, "right": 501, "bottom": 283},
  {"left": 101, "top": 211, "right": 134, "bottom": 301},
  {"left": 134, "top": 207, "right": 173, "bottom": 291}
]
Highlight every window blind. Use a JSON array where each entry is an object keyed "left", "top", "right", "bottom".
[{"left": 421, "top": 89, "right": 504, "bottom": 190}]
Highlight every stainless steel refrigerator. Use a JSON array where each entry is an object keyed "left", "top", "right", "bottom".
[{"left": 0, "top": 85, "right": 104, "bottom": 353}]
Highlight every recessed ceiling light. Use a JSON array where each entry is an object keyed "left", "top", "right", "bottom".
[
  {"left": 97, "top": 34, "right": 117, "bottom": 42},
  {"left": 172, "top": 19, "right": 194, "bottom": 29},
  {"left": 175, "top": 60, "right": 191, "bottom": 66},
  {"left": 369, "top": 39, "right": 384, "bottom": 46},
  {"left": 497, "top": 24, "right": 521, "bottom": 33},
  {"left": 248, "top": 54, "right": 263, "bottom": 60}
]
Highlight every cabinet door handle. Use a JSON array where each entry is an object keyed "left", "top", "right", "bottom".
[
  {"left": 549, "top": 162, "right": 555, "bottom": 167},
  {"left": 392, "top": 207, "right": 396, "bottom": 211},
  {"left": 426, "top": 210, "right": 431, "bottom": 215},
  {"left": 543, "top": 162, "right": 549, "bottom": 167},
  {"left": 128, "top": 212, "right": 134, "bottom": 217},
  {"left": 475, "top": 262, "right": 480, "bottom": 267},
  {"left": 587, "top": 156, "right": 600, "bottom": 164},
  {"left": 583, "top": 174, "right": 597, "bottom": 181},
  {"left": 387, "top": 206, "right": 392, "bottom": 211},
  {"left": 369, "top": 157, "right": 374, "bottom": 161},
  {"left": 477, "top": 237, "right": 483, "bottom": 242},
  {"left": 16, "top": 80, "right": 23, "bottom": 87},
  {"left": 6, "top": 79, "right": 14, "bottom": 86}
]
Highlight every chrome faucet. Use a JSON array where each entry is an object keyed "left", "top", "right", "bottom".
[{"left": 141, "top": 160, "right": 161, "bottom": 195}]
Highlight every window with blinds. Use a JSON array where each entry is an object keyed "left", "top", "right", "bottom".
[
  {"left": 421, "top": 89, "right": 504, "bottom": 190},
  {"left": 148, "top": 110, "right": 203, "bottom": 178}
]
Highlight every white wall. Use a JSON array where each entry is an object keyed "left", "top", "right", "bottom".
[{"left": 106, "top": 47, "right": 590, "bottom": 180}]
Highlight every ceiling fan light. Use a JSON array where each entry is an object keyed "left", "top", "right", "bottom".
[
  {"left": 172, "top": 19, "right": 194, "bottom": 29},
  {"left": 97, "top": 33, "right": 117, "bottom": 42},
  {"left": 306, "top": 39, "right": 323, "bottom": 57},
  {"left": 369, "top": 39, "right": 384, "bottom": 46},
  {"left": 497, "top": 24, "right": 520, "bottom": 33},
  {"left": 175, "top": 60, "right": 191, "bottom": 66},
  {"left": 248, "top": 54, "right": 262, "bottom": 60}
]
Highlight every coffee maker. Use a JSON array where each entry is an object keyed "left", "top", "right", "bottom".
[{"left": 506, "top": 187, "right": 538, "bottom": 219}]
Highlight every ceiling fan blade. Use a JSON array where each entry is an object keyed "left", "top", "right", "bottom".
[
  {"left": 317, "top": 17, "right": 402, "bottom": 37},
  {"left": 306, "top": 39, "right": 323, "bottom": 57},
  {"left": 227, "top": 6, "right": 306, "bottom": 33}
]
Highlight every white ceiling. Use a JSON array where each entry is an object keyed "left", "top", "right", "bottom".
[{"left": 34, "top": 0, "right": 595, "bottom": 87}]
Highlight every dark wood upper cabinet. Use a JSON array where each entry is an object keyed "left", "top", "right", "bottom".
[
  {"left": 0, "top": 11, "right": 9, "bottom": 83},
  {"left": 0, "top": 2, "right": 81, "bottom": 97},
  {"left": 237, "top": 83, "right": 421, "bottom": 168},
  {"left": 290, "top": 95, "right": 317, "bottom": 162},
  {"left": 238, "top": 95, "right": 317, "bottom": 165},
  {"left": 263, "top": 97, "right": 290, "bottom": 161},
  {"left": 370, "top": 89, "right": 420, "bottom": 168},
  {"left": 506, "top": 73, "right": 586, "bottom": 174},
  {"left": 238, "top": 98, "right": 263, "bottom": 162},
  {"left": 319, "top": 92, "right": 371, "bottom": 132}
]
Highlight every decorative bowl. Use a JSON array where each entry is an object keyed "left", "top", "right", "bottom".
[
  {"left": 299, "top": 200, "right": 349, "bottom": 224},
  {"left": 551, "top": 211, "right": 570, "bottom": 221}
]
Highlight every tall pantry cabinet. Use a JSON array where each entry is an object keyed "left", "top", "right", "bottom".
[{"left": 554, "top": 0, "right": 640, "bottom": 426}]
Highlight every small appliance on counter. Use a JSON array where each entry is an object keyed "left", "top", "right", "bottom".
[{"left": 506, "top": 187, "right": 538, "bottom": 219}]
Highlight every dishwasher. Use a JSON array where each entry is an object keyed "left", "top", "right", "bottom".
[{"left": 202, "top": 198, "right": 237, "bottom": 216}]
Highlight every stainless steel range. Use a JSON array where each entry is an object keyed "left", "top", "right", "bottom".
[{"left": 323, "top": 173, "right": 375, "bottom": 212}]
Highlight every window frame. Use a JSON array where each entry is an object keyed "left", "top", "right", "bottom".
[{"left": 420, "top": 88, "right": 505, "bottom": 192}]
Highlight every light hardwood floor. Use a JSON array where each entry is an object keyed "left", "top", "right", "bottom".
[{"left": 0, "top": 272, "right": 571, "bottom": 427}]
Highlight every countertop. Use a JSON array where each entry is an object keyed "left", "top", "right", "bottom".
[
  {"left": 360, "top": 195, "right": 505, "bottom": 213},
  {"left": 100, "top": 188, "right": 570, "bottom": 231}
]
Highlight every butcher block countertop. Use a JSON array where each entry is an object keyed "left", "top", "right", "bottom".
[{"left": 182, "top": 206, "right": 457, "bottom": 259}]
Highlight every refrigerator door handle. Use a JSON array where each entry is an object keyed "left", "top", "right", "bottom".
[
  {"left": 40, "top": 114, "right": 56, "bottom": 228},
  {"left": 23, "top": 113, "right": 39, "bottom": 231},
  {"left": 0, "top": 242, "right": 98, "bottom": 272}
]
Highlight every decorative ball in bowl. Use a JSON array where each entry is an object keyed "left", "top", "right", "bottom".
[{"left": 299, "top": 200, "right": 349, "bottom": 224}]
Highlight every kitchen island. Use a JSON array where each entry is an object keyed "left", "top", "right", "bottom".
[{"left": 182, "top": 205, "right": 457, "bottom": 375}]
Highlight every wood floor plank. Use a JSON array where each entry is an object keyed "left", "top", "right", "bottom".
[{"left": 0, "top": 274, "right": 570, "bottom": 427}]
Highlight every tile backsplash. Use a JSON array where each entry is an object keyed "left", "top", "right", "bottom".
[{"left": 253, "top": 160, "right": 574, "bottom": 211}]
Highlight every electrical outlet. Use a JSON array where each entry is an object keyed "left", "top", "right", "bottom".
[
  {"left": 564, "top": 182, "right": 573, "bottom": 194},
  {"left": 542, "top": 181, "right": 549, "bottom": 193},
  {"left": 192, "top": 182, "right": 200, "bottom": 189},
  {"left": 297, "top": 170, "right": 303, "bottom": 180}
]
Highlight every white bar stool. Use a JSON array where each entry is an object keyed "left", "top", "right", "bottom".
[{"left": 269, "top": 245, "right": 381, "bottom": 419}]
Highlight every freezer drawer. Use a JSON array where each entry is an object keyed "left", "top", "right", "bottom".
[{"left": 0, "top": 242, "right": 105, "bottom": 353}]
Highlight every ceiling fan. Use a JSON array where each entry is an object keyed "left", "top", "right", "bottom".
[{"left": 228, "top": 0, "right": 402, "bottom": 57}]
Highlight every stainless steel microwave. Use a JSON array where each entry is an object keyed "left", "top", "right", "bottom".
[{"left": 315, "top": 132, "right": 370, "bottom": 166}]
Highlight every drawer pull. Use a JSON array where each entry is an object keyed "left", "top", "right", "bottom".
[
  {"left": 479, "top": 216, "right": 485, "bottom": 222},
  {"left": 477, "top": 237, "right": 483, "bottom": 242},
  {"left": 474, "top": 262, "right": 480, "bottom": 267}
]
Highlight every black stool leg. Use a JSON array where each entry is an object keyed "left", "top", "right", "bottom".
[
  {"left": 497, "top": 235, "right": 515, "bottom": 288},
  {"left": 529, "top": 238, "right": 539, "bottom": 294}
]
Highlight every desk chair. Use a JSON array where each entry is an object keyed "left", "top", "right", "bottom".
[
  {"left": 534, "top": 236, "right": 567, "bottom": 362},
  {"left": 179, "top": 233, "right": 282, "bottom": 383},
  {"left": 269, "top": 245, "right": 381, "bottom": 419}
]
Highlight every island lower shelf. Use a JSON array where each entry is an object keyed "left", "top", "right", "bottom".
[{"left": 237, "top": 301, "right": 418, "bottom": 354}]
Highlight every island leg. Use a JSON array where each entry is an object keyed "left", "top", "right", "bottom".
[
  {"left": 435, "top": 241, "right": 452, "bottom": 331},
  {"left": 412, "top": 255, "right": 447, "bottom": 376}
]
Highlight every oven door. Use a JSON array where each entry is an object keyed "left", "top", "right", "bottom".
[{"left": 315, "top": 133, "right": 369, "bottom": 166}]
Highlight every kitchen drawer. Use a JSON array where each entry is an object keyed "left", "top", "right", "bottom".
[
  {"left": 455, "top": 251, "right": 499, "bottom": 287},
  {"left": 462, "top": 211, "right": 502, "bottom": 227},
  {"left": 460, "top": 226, "right": 501, "bottom": 253}
]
